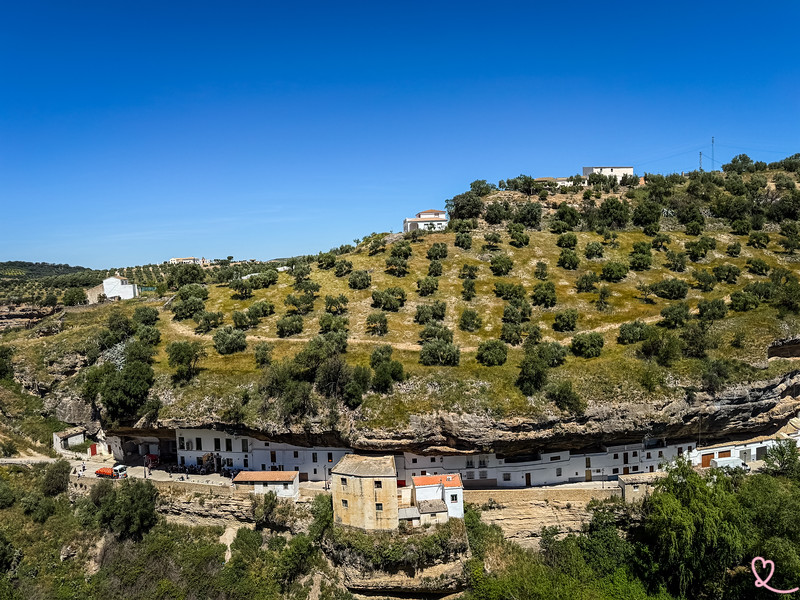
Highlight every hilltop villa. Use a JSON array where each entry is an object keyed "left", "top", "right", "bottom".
[{"left": 403, "top": 209, "right": 448, "bottom": 233}]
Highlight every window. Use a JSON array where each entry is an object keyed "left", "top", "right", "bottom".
[
  {"left": 550, "top": 456, "right": 561, "bottom": 462},
  {"left": 375, "top": 503, "right": 383, "bottom": 511},
  {"left": 226, "top": 439, "right": 232, "bottom": 452},
  {"left": 270, "top": 451, "right": 276, "bottom": 463},
  {"left": 632, "top": 451, "right": 638, "bottom": 457},
  {"left": 430, "top": 457, "right": 436, "bottom": 463},
  {"left": 195, "top": 438, "right": 203, "bottom": 451},
  {"left": 612, "top": 468, "right": 619, "bottom": 474},
  {"left": 478, "top": 457, "right": 487, "bottom": 468},
  {"left": 214, "top": 438, "right": 221, "bottom": 451},
  {"left": 466, "top": 471, "right": 475, "bottom": 479},
  {"left": 341, "top": 499, "right": 348, "bottom": 508},
  {"left": 585, "top": 457, "right": 591, "bottom": 468},
  {"left": 466, "top": 458, "right": 474, "bottom": 468},
  {"left": 178, "top": 437, "right": 185, "bottom": 450},
  {"left": 293, "top": 451, "right": 299, "bottom": 458},
  {"left": 687, "top": 446, "right": 693, "bottom": 453},
  {"left": 226, "top": 458, "right": 233, "bottom": 467},
  {"left": 450, "top": 494, "right": 458, "bottom": 503},
  {"left": 341, "top": 477, "right": 347, "bottom": 486},
  {"left": 328, "top": 452, "right": 333, "bottom": 463},
  {"left": 312, "top": 452, "right": 318, "bottom": 463},
  {"left": 421, "top": 470, "right": 427, "bottom": 476},
  {"left": 313, "top": 468, "right": 317, "bottom": 475},
  {"left": 180, "top": 456, "right": 185, "bottom": 466},
  {"left": 658, "top": 451, "right": 664, "bottom": 458},
  {"left": 678, "top": 447, "right": 683, "bottom": 455},
  {"left": 374, "top": 481, "right": 382, "bottom": 489},
  {"left": 632, "top": 466, "right": 638, "bottom": 472},
  {"left": 283, "top": 483, "right": 289, "bottom": 490},
  {"left": 502, "top": 473, "right": 511, "bottom": 481},
  {"left": 294, "top": 466, "right": 299, "bottom": 471},
  {"left": 479, "top": 471, "right": 487, "bottom": 479},
  {"left": 556, "top": 468, "right": 562, "bottom": 477},
  {"left": 241, "top": 439, "right": 249, "bottom": 453},
  {"left": 411, "top": 458, "right": 417, "bottom": 464},
  {"left": 244, "top": 457, "right": 248, "bottom": 468},
  {"left": 261, "top": 464, "right": 266, "bottom": 470},
  {"left": 646, "top": 452, "right": 651, "bottom": 459},
  {"left": 264, "top": 442, "right": 269, "bottom": 446},
  {"left": 613, "top": 453, "right": 618, "bottom": 459}
]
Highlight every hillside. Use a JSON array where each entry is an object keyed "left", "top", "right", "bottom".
[{"left": 3, "top": 155, "right": 800, "bottom": 453}]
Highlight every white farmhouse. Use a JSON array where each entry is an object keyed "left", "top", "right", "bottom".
[
  {"left": 582, "top": 166, "right": 634, "bottom": 182},
  {"left": 233, "top": 470, "right": 300, "bottom": 500},
  {"left": 169, "top": 257, "right": 204, "bottom": 265},
  {"left": 403, "top": 209, "right": 448, "bottom": 233},
  {"left": 412, "top": 473, "right": 464, "bottom": 519},
  {"left": 52, "top": 427, "right": 86, "bottom": 452},
  {"left": 87, "top": 275, "right": 139, "bottom": 304}
]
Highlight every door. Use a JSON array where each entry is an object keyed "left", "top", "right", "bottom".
[
  {"left": 623, "top": 452, "right": 629, "bottom": 465},
  {"left": 623, "top": 467, "right": 630, "bottom": 475},
  {"left": 525, "top": 473, "right": 531, "bottom": 487},
  {"left": 585, "top": 470, "right": 592, "bottom": 482},
  {"left": 270, "top": 451, "right": 276, "bottom": 463},
  {"left": 90, "top": 444, "right": 97, "bottom": 456},
  {"left": 299, "top": 472, "right": 309, "bottom": 482},
  {"left": 649, "top": 466, "right": 654, "bottom": 472},
  {"left": 701, "top": 453, "right": 714, "bottom": 468},
  {"left": 718, "top": 450, "right": 731, "bottom": 458}
]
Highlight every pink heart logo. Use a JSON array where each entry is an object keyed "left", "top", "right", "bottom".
[{"left": 752, "top": 556, "right": 799, "bottom": 594}]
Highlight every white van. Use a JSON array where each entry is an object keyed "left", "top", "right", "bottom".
[{"left": 710, "top": 457, "right": 749, "bottom": 471}]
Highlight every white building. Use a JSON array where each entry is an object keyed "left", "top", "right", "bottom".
[
  {"left": 582, "top": 166, "right": 635, "bottom": 182},
  {"left": 412, "top": 473, "right": 464, "bottom": 519},
  {"left": 52, "top": 427, "right": 85, "bottom": 452},
  {"left": 403, "top": 209, "right": 448, "bottom": 233},
  {"left": 86, "top": 275, "right": 139, "bottom": 304},
  {"left": 233, "top": 470, "right": 300, "bottom": 500},
  {"left": 169, "top": 257, "right": 206, "bottom": 265}
]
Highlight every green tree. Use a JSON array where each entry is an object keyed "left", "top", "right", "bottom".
[
  {"left": 276, "top": 315, "right": 304, "bottom": 337},
  {"left": 419, "top": 340, "right": 460, "bottom": 366},
  {"left": 601, "top": 261, "right": 628, "bottom": 282},
  {"left": 62, "top": 287, "right": 88, "bottom": 306},
  {"left": 133, "top": 306, "right": 159, "bottom": 326},
  {"left": 213, "top": 326, "right": 247, "bottom": 354},
  {"left": 40, "top": 459, "right": 71, "bottom": 496},
  {"left": 348, "top": 270, "right": 372, "bottom": 290},
  {"left": 459, "top": 309, "right": 482, "bottom": 332},
  {"left": 417, "top": 276, "right": 439, "bottom": 296},
  {"left": 531, "top": 281, "right": 556, "bottom": 307},
  {"left": 476, "top": 339, "right": 508, "bottom": 366},
  {"left": 534, "top": 261, "right": 549, "bottom": 280},
  {"left": 100, "top": 479, "right": 159, "bottom": 540},
  {"left": 167, "top": 264, "right": 205, "bottom": 288},
  {"left": 166, "top": 341, "right": 207, "bottom": 381},
  {"left": 0, "top": 346, "right": 12, "bottom": 380},
  {"left": 546, "top": 381, "right": 585, "bottom": 414},
  {"left": 763, "top": 439, "right": 800, "bottom": 479},
  {"left": 366, "top": 311, "right": 388, "bottom": 336},
  {"left": 570, "top": 332, "right": 604, "bottom": 358},
  {"left": 553, "top": 309, "right": 578, "bottom": 332},
  {"left": 489, "top": 254, "right": 513, "bottom": 276},
  {"left": 557, "top": 248, "right": 579, "bottom": 270}
]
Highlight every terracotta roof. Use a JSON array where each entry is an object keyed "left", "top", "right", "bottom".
[
  {"left": 332, "top": 454, "right": 396, "bottom": 477},
  {"left": 417, "top": 499, "right": 448, "bottom": 514},
  {"left": 404, "top": 217, "right": 448, "bottom": 223},
  {"left": 417, "top": 209, "right": 445, "bottom": 214},
  {"left": 233, "top": 471, "right": 298, "bottom": 483},
  {"left": 412, "top": 474, "right": 463, "bottom": 488}
]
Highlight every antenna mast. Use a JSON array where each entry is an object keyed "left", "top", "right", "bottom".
[
  {"left": 712, "top": 136, "right": 715, "bottom": 170},
  {"left": 699, "top": 151, "right": 703, "bottom": 172}
]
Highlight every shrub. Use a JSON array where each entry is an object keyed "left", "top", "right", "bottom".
[
  {"left": 366, "top": 312, "right": 388, "bottom": 336},
  {"left": 553, "top": 309, "right": 578, "bottom": 332},
  {"left": 254, "top": 342, "right": 274, "bottom": 368},
  {"left": 459, "top": 309, "right": 482, "bottom": 332},
  {"left": 419, "top": 340, "right": 460, "bottom": 366},
  {"left": 570, "top": 332, "right": 604, "bottom": 358},
  {"left": 629, "top": 252, "right": 652, "bottom": 271},
  {"left": 618, "top": 320, "right": 651, "bottom": 344},
  {"left": 652, "top": 233, "right": 671, "bottom": 250},
  {"left": 213, "top": 326, "right": 247, "bottom": 354},
  {"left": 651, "top": 278, "right": 689, "bottom": 299},
  {"left": 334, "top": 260, "right": 353, "bottom": 277},
  {"left": 133, "top": 306, "right": 159, "bottom": 326},
  {"left": 516, "top": 354, "right": 548, "bottom": 395},
  {"left": 550, "top": 219, "right": 571, "bottom": 234},
  {"left": 483, "top": 232, "right": 502, "bottom": 251},
  {"left": 685, "top": 221, "right": 703, "bottom": 236},
  {"left": 584, "top": 242, "right": 603, "bottom": 259},
  {"left": 62, "top": 287, "right": 88, "bottom": 306},
  {"left": 556, "top": 232, "right": 577, "bottom": 249},
  {"left": 414, "top": 301, "right": 446, "bottom": 324},
  {"left": 325, "top": 294, "right": 350, "bottom": 314},
  {"left": 660, "top": 302, "right": 690, "bottom": 328},
  {"left": 598, "top": 197, "right": 630, "bottom": 228},
  {"left": 730, "top": 291, "right": 760, "bottom": 312},
  {"left": 731, "top": 219, "right": 751, "bottom": 235},
  {"left": 385, "top": 256, "right": 409, "bottom": 277},
  {"left": 575, "top": 272, "right": 599, "bottom": 293},
  {"left": 348, "top": 270, "right": 372, "bottom": 290},
  {"left": 546, "top": 381, "right": 585, "bottom": 414},
  {"left": 665, "top": 250, "right": 687, "bottom": 272},
  {"left": 557, "top": 249, "right": 579, "bottom": 270},
  {"left": 495, "top": 282, "right": 526, "bottom": 300},
  {"left": 534, "top": 262, "right": 549, "bottom": 280},
  {"left": 693, "top": 269, "right": 716, "bottom": 292},
  {"left": 747, "top": 258, "right": 770, "bottom": 276},
  {"left": 490, "top": 254, "right": 514, "bottom": 276},
  {"left": 461, "top": 279, "right": 476, "bottom": 301},
  {"left": 319, "top": 313, "right": 349, "bottom": 334},
  {"left": 172, "top": 296, "right": 205, "bottom": 320},
  {"left": 513, "top": 202, "right": 542, "bottom": 228},
  {"left": 41, "top": 459, "right": 71, "bottom": 496},
  {"left": 427, "top": 243, "right": 448, "bottom": 260},
  {"left": 712, "top": 264, "right": 741, "bottom": 284},
  {"left": 532, "top": 281, "right": 557, "bottom": 307},
  {"left": 500, "top": 322, "right": 523, "bottom": 345},
  {"left": 727, "top": 242, "right": 742, "bottom": 257},
  {"left": 601, "top": 262, "right": 628, "bottom": 282},
  {"left": 417, "top": 276, "right": 439, "bottom": 296},
  {"left": 455, "top": 233, "right": 472, "bottom": 249},
  {"left": 166, "top": 340, "right": 207, "bottom": 380},
  {"left": 427, "top": 260, "right": 443, "bottom": 277},
  {"left": 459, "top": 264, "right": 478, "bottom": 279},
  {"left": 484, "top": 201, "right": 513, "bottom": 224},
  {"left": 476, "top": 340, "right": 508, "bottom": 366},
  {"left": 276, "top": 315, "right": 304, "bottom": 337},
  {"left": 639, "top": 329, "right": 683, "bottom": 366},
  {"left": 748, "top": 231, "right": 770, "bottom": 248}
]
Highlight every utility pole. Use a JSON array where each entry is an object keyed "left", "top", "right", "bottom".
[
  {"left": 712, "top": 136, "right": 715, "bottom": 171},
  {"left": 699, "top": 151, "right": 703, "bottom": 172}
]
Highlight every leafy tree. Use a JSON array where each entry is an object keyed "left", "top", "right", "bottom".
[
  {"left": 212, "top": 326, "right": 246, "bottom": 354},
  {"left": 729, "top": 290, "right": 760, "bottom": 312},
  {"left": 366, "top": 311, "right": 388, "bottom": 336},
  {"left": 419, "top": 340, "right": 460, "bottom": 366},
  {"left": 665, "top": 250, "right": 687, "bottom": 272},
  {"left": 426, "top": 243, "right": 448, "bottom": 260},
  {"left": 557, "top": 248, "right": 579, "bottom": 270},
  {"left": 651, "top": 278, "right": 689, "bottom": 299},
  {"left": 651, "top": 233, "right": 671, "bottom": 251},
  {"left": 748, "top": 231, "right": 770, "bottom": 248},
  {"left": 194, "top": 310, "right": 223, "bottom": 333},
  {"left": 99, "top": 479, "right": 159, "bottom": 540},
  {"left": 618, "top": 320, "right": 652, "bottom": 344},
  {"left": 172, "top": 295, "right": 205, "bottom": 320},
  {"left": 368, "top": 238, "right": 386, "bottom": 255},
  {"left": 40, "top": 459, "right": 71, "bottom": 496},
  {"left": 508, "top": 223, "right": 530, "bottom": 247},
  {"left": 284, "top": 292, "right": 315, "bottom": 315},
  {"left": 684, "top": 221, "right": 703, "bottom": 235},
  {"left": 483, "top": 232, "right": 502, "bottom": 251},
  {"left": 133, "top": 306, "right": 159, "bottom": 326},
  {"left": 534, "top": 341, "right": 568, "bottom": 367},
  {"left": 62, "top": 287, "right": 88, "bottom": 306},
  {"left": 459, "top": 309, "right": 482, "bottom": 332},
  {"left": 177, "top": 283, "right": 209, "bottom": 301},
  {"left": 317, "top": 252, "right": 336, "bottom": 270},
  {"left": 660, "top": 302, "right": 690, "bottom": 328},
  {"left": 484, "top": 200, "right": 512, "bottom": 224},
  {"left": 419, "top": 323, "right": 453, "bottom": 344},
  {"left": 101, "top": 360, "right": 155, "bottom": 421},
  {"left": 385, "top": 256, "right": 409, "bottom": 277},
  {"left": 555, "top": 202, "right": 581, "bottom": 229},
  {"left": 476, "top": 339, "right": 507, "bottom": 366},
  {"left": 680, "top": 321, "right": 716, "bottom": 358},
  {"left": 726, "top": 241, "right": 742, "bottom": 257},
  {"left": 553, "top": 309, "right": 578, "bottom": 332},
  {"left": 595, "top": 285, "right": 611, "bottom": 312},
  {"left": 454, "top": 232, "right": 472, "bottom": 249},
  {"left": 534, "top": 261, "right": 549, "bottom": 280},
  {"left": 598, "top": 197, "right": 630, "bottom": 228},
  {"left": 334, "top": 260, "right": 353, "bottom": 277},
  {"left": 276, "top": 315, "right": 304, "bottom": 337},
  {"left": 629, "top": 251, "right": 652, "bottom": 271},
  {"left": 556, "top": 232, "right": 577, "bottom": 249},
  {"left": 324, "top": 294, "right": 349, "bottom": 315},
  {"left": 570, "top": 332, "right": 604, "bottom": 358},
  {"left": 632, "top": 199, "right": 662, "bottom": 229},
  {"left": 229, "top": 278, "right": 254, "bottom": 300},
  {"left": 461, "top": 279, "right": 476, "bottom": 301},
  {"left": 512, "top": 202, "right": 542, "bottom": 228},
  {"left": 167, "top": 264, "right": 205, "bottom": 288},
  {"left": 640, "top": 329, "right": 683, "bottom": 366},
  {"left": 532, "top": 281, "right": 557, "bottom": 307},
  {"left": 500, "top": 322, "right": 523, "bottom": 346},
  {"left": 692, "top": 269, "right": 716, "bottom": 292},
  {"left": 549, "top": 219, "right": 571, "bottom": 234},
  {"left": 584, "top": 242, "right": 603, "bottom": 259},
  {"left": 601, "top": 261, "right": 628, "bottom": 282},
  {"left": 763, "top": 439, "right": 800, "bottom": 479},
  {"left": 713, "top": 264, "right": 741, "bottom": 284},
  {"left": 575, "top": 272, "right": 599, "bottom": 293},
  {"left": 446, "top": 190, "right": 484, "bottom": 220},
  {"left": 254, "top": 342, "right": 274, "bottom": 368},
  {"left": 459, "top": 263, "right": 478, "bottom": 279},
  {"left": 319, "top": 313, "right": 348, "bottom": 334},
  {"left": 348, "top": 270, "right": 371, "bottom": 290},
  {"left": 489, "top": 254, "right": 513, "bottom": 275},
  {"left": 779, "top": 221, "right": 800, "bottom": 254},
  {"left": 427, "top": 259, "right": 443, "bottom": 277},
  {"left": 516, "top": 354, "right": 548, "bottom": 395},
  {"left": 0, "top": 346, "right": 13, "bottom": 381},
  {"left": 697, "top": 298, "right": 727, "bottom": 322},
  {"left": 746, "top": 258, "right": 770, "bottom": 276},
  {"left": 167, "top": 341, "right": 207, "bottom": 381},
  {"left": 546, "top": 381, "right": 584, "bottom": 414}
]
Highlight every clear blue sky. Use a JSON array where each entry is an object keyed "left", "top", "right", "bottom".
[{"left": 1, "top": 1, "right": 798, "bottom": 269}]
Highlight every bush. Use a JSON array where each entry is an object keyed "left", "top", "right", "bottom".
[
  {"left": 575, "top": 272, "right": 599, "bottom": 293},
  {"left": 531, "top": 281, "right": 557, "bottom": 307},
  {"left": 517, "top": 354, "right": 548, "bottom": 395},
  {"left": 213, "top": 326, "right": 247, "bottom": 354},
  {"left": 459, "top": 264, "right": 478, "bottom": 279},
  {"left": 476, "top": 340, "right": 508, "bottom": 366},
  {"left": 730, "top": 291, "right": 760, "bottom": 312},
  {"left": 348, "top": 270, "right": 372, "bottom": 290},
  {"left": 693, "top": 269, "right": 716, "bottom": 292},
  {"left": 255, "top": 342, "right": 274, "bottom": 368},
  {"left": 546, "top": 381, "right": 585, "bottom": 414},
  {"left": 455, "top": 233, "right": 472, "bottom": 250},
  {"left": 747, "top": 258, "right": 770, "bottom": 276},
  {"left": 319, "top": 313, "right": 348, "bottom": 333},
  {"left": 639, "top": 329, "right": 683, "bottom": 366},
  {"left": 427, "top": 243, "right": 448, "bottom": 260},
  {"left": 172, "top": 296, "right": 205, "bottom": 320},
  {"left": 385, "top": 256, "right": 409, "bottom": 277},
  {"left": 495, "top": 282, "right": 526, "bottom": 300},
  {"left": 500, "top": 322, "right": 523, "bottom": 345},
  {"left": 601, "top": 262, "right": 628, "bottom": 282},
  {"left": 748, "top": 231, "right": 770, "bottom": 248},
  {"left": 513, "top": 202, "right": 542, "bottom": 228},
  {"left": 570, "top": 332, "right": 604, "bottom": 358},
  {"left": 194, "top": 310, "right": 223, "bottom": 333},
  {"left": 166, "top": 340, "right": 206, "bottom": 381},
  {"left": 459, "top": 309, "right": 482, "bottom": 332},
  {"left": 549, "top": 219, "right": 571, "bottom": 234},
  {"left": 366, "top": 312, "right": 388, "bottom": 336},
  {"left": 665, "top": 250, "right": 687, "bottom": 272},
  {"left": 534, "top": 262, "right": 549, "bottom": 280},
  {"left": 726, "top": 242, "right": 742, "bottom": 257},
  {"left": 712, "top": 264, "right": 741, "bottom": 284},
  {"left": 553, "top": 309, "right": 578, "bottom": 332},
  {"left": 490, "top": 254, "right": 514, "bottom": 276},
  {"left": 557, "top": 248, "right": 579, "bottom": 270},
  {"left": 461, "top": 279, "right": 476, "bottom": 301},
  {"left": 651, "top": 278, "right": 689, "bottom": 299},
  {"left": 334, "top": 260, "right": 353, "bottom": 277},
  {"left": 419, "top": 340, "right": 460, "bottom": 366},
  {"left": 276, "top": 315, "right": 304, "bottom": 337},
  {"left": 428, "top": 260, "right": 443, "bottom": 277},
  {"left": 629, "top": 252, "right": 652, "bottom": 271},
  {"left": 417, "top": 276, "right": 439, "bottom": 296},
  {"left": 618, "top": 320, "right": 652, "bottom": 344},
  {"left": 41, "top": 459, "right": 71, "bottom": 496},
  {"left": 698, "top": 298, "right": 727, "bottom": 321},
  {"left": 133, "top": 306, "right": 159, "bottom": 326},
  {"left": 414, "top": 301, "right": 446, "bottom": 324},
  {"left": 584, "top": 242, "right": 603, "bottom": 259},
  {"left": 556, "top": 232, "right": 577, "bottom": 249},
  {"left": 483, "top": 232, "right": 502, "bottom": 251},
  {"left": 660, "top": 302, "right": 690, "bottom": 328},
  {"left": 62, "top": 287, "right": 88, "bottom": 306}
]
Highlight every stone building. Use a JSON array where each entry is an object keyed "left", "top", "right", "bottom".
[{"left": 331, "top": 455, "right": 398, "bottom": 531}]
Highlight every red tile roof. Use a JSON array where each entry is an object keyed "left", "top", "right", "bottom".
[
  {"left": 417, "top": 209, "right": 445, "bottom": 214},
  {"left": 412, "top": 473, "right": 462, "bottom": 488},
  {"left": 233, "top": 471, "right": 298, "bottom": 483}
]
